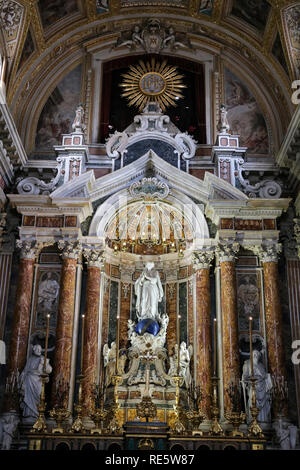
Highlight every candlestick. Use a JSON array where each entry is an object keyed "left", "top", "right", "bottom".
[
  {"left": 80, "top": 314, "right": 85, "bottom": 374},
  {"left": 43, "top": 314, "right": 50, "bottom": 372},
  {"left": 116, "top": 315, "right": 120, "bottom": 374},
  {"left": 177, "top": 314, "right": 181, "bottom": 374},
  {"left": 249, "top": 316, "right": 253, "bottom": 377},
  {"left": 213, "top": 318, "right": 217, "bottom": 377}
]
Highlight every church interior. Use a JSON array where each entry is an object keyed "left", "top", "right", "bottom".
[{"left": 0, "top": 0, "right": 300, "bottom": 452}]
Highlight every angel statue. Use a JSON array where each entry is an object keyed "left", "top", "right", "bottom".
[
  {"left": 168, "top": 342, "right": 193, "bottom": 389},
  {"left": 103, "top": 342, "right": 116, "bottom": 387}
]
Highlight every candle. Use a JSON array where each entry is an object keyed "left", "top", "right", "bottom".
[
  {"left": 43, "top": 314, "right": 50, "bottom": 372},
  {"left": 116, "top": 315, "right": 120, "bottom": 374},
  {"left": 249, "top": 316, "right": 253, "bottom": 376},
  {"left": 177, "top": 314, "right": 181, "bottom": 374},
  {"left": 213, "top": 318, "right": 217, "bottom": 377},
  {"left": 81, "top": 314, "right": 85, "bottom": 374}
]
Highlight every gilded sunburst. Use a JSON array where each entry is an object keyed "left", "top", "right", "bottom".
[{"left": 119, "top": 58, "right": 186, "bottom": 112}]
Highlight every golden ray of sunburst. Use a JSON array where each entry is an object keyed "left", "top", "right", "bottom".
[{"left": 119, "top": 58, "right": 186, "bottom": 112}]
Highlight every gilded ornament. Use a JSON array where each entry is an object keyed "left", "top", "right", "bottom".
[{"left": 120, "top": 57, "right": 186, "bottom": 112}]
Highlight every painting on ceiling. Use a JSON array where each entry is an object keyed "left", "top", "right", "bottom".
[
  {"left": 96, "top": 0, "right": 109, "bottom": 13},
  {"left": 225, "top": 68, "right": 269, "bottom": 155},
  {"left": 18, "top": 28, "right": 35, "bottom": 70},
  {"left": 199, "top": 0, "right": 214, "bottom": 16},
  {"left": 285, "top": 5, "right": 300, "bottom": 76},
  {"left": 34, "top": 64, "right": 82, "bottom": 156},
  {"left": 38, "top": 0, "right": 78, "bottom": 28},
  {"left": 272, "top": 33, "right": 289, "bottom": 77},
  {"left": 231, "top": 0, "right": 271, "bottom": 33}
]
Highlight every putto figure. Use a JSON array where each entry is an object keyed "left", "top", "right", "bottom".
[{"left": 134, "top": 262, "right": 164, "bottom": 321}]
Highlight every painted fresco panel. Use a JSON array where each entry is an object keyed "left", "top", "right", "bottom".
[
  {"left": 34, "top": 65, "right": 82, "bottom": 154},
  {"left": 236, "top": 270, "right": 263, "bottom": 333},
  {"left": 225, "top": 68, "right": 269, "bottom": 154},
  {"left": 34, "top": 269, "right": 61, "bottom": 330},
  {"left": 231, "top": 0, "right": 271, "bottom": 32},
  {"left": 38, "top": 0, "right": 78, "bottom": 28}
]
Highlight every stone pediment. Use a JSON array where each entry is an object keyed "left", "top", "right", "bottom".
[{"left": 50, "top": 150, "right": 248, "bottom": 205}]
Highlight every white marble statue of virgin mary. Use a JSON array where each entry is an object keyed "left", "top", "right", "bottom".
[{"left": 134, "top": 262, "right": 164, "bottom": 321}]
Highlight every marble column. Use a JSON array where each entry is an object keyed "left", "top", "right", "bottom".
[
  {"left": 194, "top": 251, "right": 214, "bottom": 418},
  {"left": 51, "top": 241, "right": 81, "bottom": 408},
  {"left": 255, "top": 244, "right": 287, "bottom": 417},
  {"left": 81, "top": 249, "right": 104, "bottom": 413},
  {"left": 101, "top": 263, "right": 110, "bottom": 346},
  {"left": 217, "top": 242, "right": 240, "bottom": 413},
  {"left": 6, "top": 241, "right": 38, "bottom": 401}
]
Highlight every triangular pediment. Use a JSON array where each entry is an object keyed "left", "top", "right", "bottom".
[{"left": 50, "top": 150, "right": 248, "bottom": 204}]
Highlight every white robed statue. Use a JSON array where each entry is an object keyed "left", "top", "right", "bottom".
[
  {"left": 241, "top": 349, "right": 272, "bottom": 423},
  {"left": 19, "top": 344, "right": 52, "bottom": 419},
  {"left": 135, "top": 262, "right": 164, "bottom": 321}
]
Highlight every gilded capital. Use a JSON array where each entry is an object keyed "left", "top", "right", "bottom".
[
  {"left": 58, "top": 240, "right": 82, "bottom": 259},
  {"left": 193, "top": 250, "right": 215, "bottom": 270},
  {"left": 216, "top": 241, "right": 240, "bottom": 263},
  {"left": 246, "top": 243, "right": 282, "bottom": 263},
  {"left": 16, "top": 239, "right": 40, "bottom": 260},
  {"left": 83, "top": 248, "right": 105, "bottom": 268}
]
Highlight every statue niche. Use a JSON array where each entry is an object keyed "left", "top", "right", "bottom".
[{"left": 102, "top": 261, "right": 193, "bottom": 404}]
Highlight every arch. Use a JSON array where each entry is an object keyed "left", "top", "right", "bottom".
[
  {"left": 81, "top": 442, "right": 96, "bottom": 451},
  {"left": 10, "top": 15, "right": 291, "bottom": 156},
  {"left": 223, "top": 445, "right": 237, "bottom": 451},
  {"left": 89, "top": 187, "right": 210, "bottom": 242},
  {"left": 170, "top": 444, "right": 186, "bottom": 451},
  {"left": 107, "top": 442, "right": 122, "bottom": 451},
  {"left": 54, "top": 442, "right": 71, "bottom": 451},
  {"left": 196, "top": 444, "right": 211, "bottom": 451}
]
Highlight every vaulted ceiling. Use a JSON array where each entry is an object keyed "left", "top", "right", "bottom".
[{"left": 0, "top": 0, "right": 299, "bottom": 143}]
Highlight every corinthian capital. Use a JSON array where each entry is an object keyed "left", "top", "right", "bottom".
[
  {"left": 216, "top": 241, "right": 240, "bottom": 263},
  {"left": 193, "top": 250, "right": 215, "bottom": 270},
  {"left": 58, "top": 240, "right": 82, "bottom": 259},
  {"left": 245, "top": 242, "right": 282, "bottom": 263},
  {"left": 83, "top": 248, "right": 105, "bottom": 268},
  {"left": 16, "top": 239, "right": 40, "bottom": 260}
]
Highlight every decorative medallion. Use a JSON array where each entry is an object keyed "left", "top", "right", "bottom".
[
  {"left": 120, "top": 58, "right": 185, "bottom": 111},
  {"left": 129, "top": 177, "right": 169, "bottom": 200}
]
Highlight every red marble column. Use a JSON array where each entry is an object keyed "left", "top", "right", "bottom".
[
  {"left": 260, "top": 247, "right": 287, "bottom": 417},
  {"left": 195, "top": 267, "right": 212, "bottom": 418},
  {"left": 81, "top": 250, "right": 103, "bottom": 413},
  {"left": 218, "top": 243, "right": 240, "bottom": 413},
  {"left": 6, "top": 243, "right": 37, "bottom": 378},
  {"left": 51, "top": 243, "right": 80, "bottom": 408},
  {"left": 193, "top": 251, "right": 214, "bottom": 418}
]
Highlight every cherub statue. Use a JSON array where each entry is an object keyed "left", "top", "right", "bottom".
[{"left": 103, "top": 342, "right": 116, "bottom": 387}]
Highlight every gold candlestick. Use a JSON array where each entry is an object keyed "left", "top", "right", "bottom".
[
  {"left": 80, "top": 314, "right": 85, "bottom": 374},
  {"left": 177, "top": 314, "right": 181, "bottom": 374},
  {"left": 116, "top": 315, "right": 120, "bottom": 374},
  {"left": 43, "top": 314, "right": 50, "bottom": 372},
  {"left": 249, "top": 316, "right": 253, "bottom": 376},
  {"left": 213, "top": 318, "right": 217, "bottom": 377}
]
